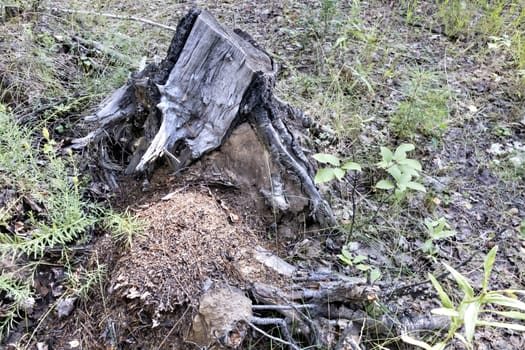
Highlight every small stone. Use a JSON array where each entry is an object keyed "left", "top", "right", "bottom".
[
  {"left": 68, "top": 340, "right": 80, "bottom": 348},
  {"left": 508, "top": 207, "right": 519, "bottom": 216},
  {"left": 57, "top": 297, "right": 77, "bottom": 318},
  {"left": 36, "top": 342, "right": 48, "bottom": 350}
]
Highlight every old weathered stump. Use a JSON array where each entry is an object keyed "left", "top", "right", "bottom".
[{"left": 74, "top": 8, "right": 335, "bottom": 228}]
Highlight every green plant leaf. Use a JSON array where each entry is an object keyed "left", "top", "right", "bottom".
[
  {"left": 463, "top": 301, "right": 480, "bottom": 343},
  {"left": 333, "top": 167, "right": 346, "bottom": 180},
  {"left": 398, "top": 164, "right": 420, "bottom": 178},
  {"left": 422, "top": 239, "right": 434, "bottom": 253},
  {"left": 398, "top": 158, "right": 422, "bottom": 171},
  {"left": 380, "top": 146, "right": 394, "bottom": 162},
  {"left": 370, "top": 269, "right": 381, "bottom": 282},
  {"left": 341, "top": 161, "right": 362, "bottom": 171},
  {"left": 313, "top": 153, "right": 340, "bottom": 166},
  {"left": 376, "top": 179, "right": 395, "bottom": 190},
  {"left": 432, "top": 230, "right": 456, "bottom": 239},
  {"left": 428, "top": 273, "right": 454, "bottom": 309},
  {"left": 353, "top": 255, "right": 368, "bottom": 264},
  {"left": 482, "top": 245, "right": 498, "bottom": 292},
  {"left": 355, "top": 264, "right": 370, "bottom": 271},
  {"left": 315, "top": 168, "right": 336, "bottom": 184},
  {"left": 491, "top": 310, "right": 525, "bottom": 320},
  {"left": 431, "top": 307, "right": 459, "bottom": 317},
  {"left": 443, "top": 263, "right": 474, "bottom": 298},
  {"left": 407, "top": 181, "right": 426, "bottom": 192},
  {"left": 387, "top": 165, "right": 402, "bottom": 181},
  {"left": 337, "top": 253, "right": 353, "bottom": 266},
  {"left": 394, "top": 143, "right": 415, "bottom": 160},
  {"left": 484, "top": 293, "right": 525, "bottom": 311},
  {"left": 476, "top": 320, "right": 525, "bottom": 331}
]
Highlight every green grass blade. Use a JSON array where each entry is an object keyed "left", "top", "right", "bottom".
[
  {"left": 482, "top": 245, "right": 498, "bottom": 292},
  {"left": 443, "top": 262, "right": 474, "bottom": 298},
  {"left": 484, "top": 293, "right": 525, "bottom": 311},
  {"left": 428, "top": 273, "right": 454, "bottom": 309},
  {"left": 476, "top": 320, "right": 525, "bottom": 331},
  {"left": 464, "top": 301, "right": 480, "bottom": 343}
]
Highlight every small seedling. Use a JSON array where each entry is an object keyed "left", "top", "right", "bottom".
[
  {"left": 403, "top": 246, "right": 525, "bottom": 350},
  {"left": 375, "top": 143, "right": 426, "bottom": 199},
  {"left": 103, "top": 210, "right": 145, "bottom": 249},
  {"left": 421, "top": 217, "right": 456, "bottom": 256},
  {"left": 338, "top": 245, "right": 381, "bottom": 282}
]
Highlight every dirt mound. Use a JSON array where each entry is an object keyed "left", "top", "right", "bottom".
[{"left": 109, "top": 189, "right": 281, "bottom": 315}]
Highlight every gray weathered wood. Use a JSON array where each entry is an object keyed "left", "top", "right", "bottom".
[
  {"left": 73, "top": 8, "right": 336, "bottom": 227},
  {"left": 138, "top": 10, "right": 275, "bottom": 171}
]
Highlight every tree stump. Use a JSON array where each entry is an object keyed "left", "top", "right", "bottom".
[{"left": 74, "top": 8, "right": 336, "bottom": 228}]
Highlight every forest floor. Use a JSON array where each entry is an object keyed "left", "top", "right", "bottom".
[{"left": 0, "top": 0, "right": 524, "bottom": 349}]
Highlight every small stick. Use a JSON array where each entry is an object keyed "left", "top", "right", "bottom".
[
  {"left": 252, "top": 304, "right": 317, "bottom": 311},
  {"left": 248, "top": 317, "right": 301, "bottom": 350},
  {"left": 46, "top": 7, "right": 177, "bottom": 31}
]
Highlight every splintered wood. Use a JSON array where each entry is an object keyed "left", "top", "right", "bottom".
[{"left": 139, "top": 11, "right": 274, "bottom": 171}]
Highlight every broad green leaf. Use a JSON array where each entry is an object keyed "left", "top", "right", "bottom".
[
  {"left": 464, "top": 301, "right": 480, "bottom": 342},
  {"left": 341, "top": 161, "right": 362, "bottom": 171},
  {"left": 376, "top": 179, "right": 395, "bottom": 190},
  {"left": 397, "top": 173, "right": 411, "bottom": 189},
  {"left": 482, "top": 246, "right": 498, "bottom": 292},
  {"left": 407, "top": 181, "right": 427, "bottom": 192},
  {"left": 398, "top": 158, "right": 422, "bottom": 171},
  {"left": 400, "top": 334, "right": 433, "bottom": 350},
  {"left": 394, "top": 143, "right": 415, "bottom": 160},
  {"left": 333, "top": 167, "right": 345, "bottom": 180},
  {"left": 370, "top": 269, "right": 381, "bottom": 282},
  {"left": 315, "top": 168, "right": 336, "bottom": 184},
  {"left": 431, "top": 307, "right": 459, "bottom": 317},
  {"left": 433, "top": 230, "right": 456, "bottom": 239},
  {"left": 398, "top": 164, "right": 420, "bottom": 178},
  {"left": 484, "top": 293, "right": 525, "bottom": 311},
  {"left": 387, "top": 165, "right": 402, "bottom": 181},
  {"left": 313, "top": 153, "right": 340, "bottom": 166},
  {"left": 380, "top": 146, "right": 394, "bottom": 164},
  {"left": 492, "top": 310, "right": 525, "bottom": 320},
  {"left": 353, "top": 255, "right": 368, "bottom": 264},
  {"left": 428, "top": 273, "right": 454, "bottom": 309},
  {"left": 355, "top": 264, "right": 370, "bottom": 271},
  {"left": 476, "top": 320, "right": 525, "bottom": 331},
  {"left": 340, "top": 246, "right": 352, "bottom": 259},
  {"left": 443, "top": 263, "right": 474, "bottom": 298}
]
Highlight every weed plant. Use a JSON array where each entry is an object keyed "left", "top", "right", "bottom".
[
  {"left": 390, "top": 68, "right": 451, "bottom": 140},
  {"left": 0, "top": 105, "right": 140, "bottom": 340}
]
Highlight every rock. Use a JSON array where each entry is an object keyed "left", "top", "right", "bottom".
[
  {"left": 186, "top": 286, "right": 252, "bottom": 349},
  {"left": 57, "top": 297, "right": 77, "bottom": 318}
]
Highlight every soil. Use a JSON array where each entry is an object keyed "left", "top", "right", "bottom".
[{"left": 0, "top": 0, "right": 524, "bottom": 349}]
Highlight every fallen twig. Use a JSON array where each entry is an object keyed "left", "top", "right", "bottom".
[
  {"left": 248, "top": 317, "right": 301, "bottom": 350},
  {"left": 46, "top": 7, "right": 177, "bottom": 31}
]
